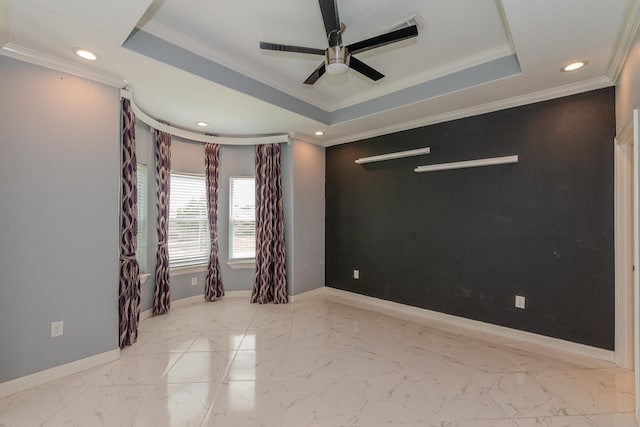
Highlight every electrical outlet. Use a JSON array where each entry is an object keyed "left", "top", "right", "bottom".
[
  {"left": 51, "top": 321, "right": 64, "bottom": 337},
  {"left": 191, "top": 277, "right": 197, "bottom": 286},
  {"left": 515, "top": 295, "right": 526, "bottom": 309},
  {"left": 353, "top": 269, "right": 359, "bottom": 279}
]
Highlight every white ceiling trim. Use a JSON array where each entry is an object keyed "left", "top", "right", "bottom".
[
  {"left": 5, "top": 0, "right": 627, "bottom": 144},
  {"left": 123, "top": 30, "right": 331, "bottom": 124},
  {"left": 142, "top": 21, "right": 515, "bottom": 113},
  {"left": 495, "top": 0, "right": 517, "bottom": 57},
  {"left": 121, "top": 89, "right": 290, "bottom": 145},
  {"left": 329, "top": 44, "right": 515, "bottom": 111},
  {"left": 124, "top": 30, "right": 519, "bottom": 127},
  {"left": 0, "top": 42, "right": 124, "bottom": 88},
  {"left": 18, "top": 0, "right": 154, "bottom": 45},
  {"left": 139, "top": 20, "right": 334, "bottom": 112},
  {"left": 324, "top": 75, "right": 613, "bottom": 146},
  {"left": 290, "top": 132, "right": 316, "bottom": 145},
  {"left": 330, "top": 54, "right": 520, "bottom": 125},
  {"left": 141, "top": 19, "right": 515, "bottom": 113},
  {"left": 607, "top": 0, "right": 640, "bottom": 82}
]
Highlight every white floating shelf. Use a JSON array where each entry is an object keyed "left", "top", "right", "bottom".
[
  {"left": 355, "top": 147, "right": 431, "bottom": 164},
  {"left": 414, "top": 155, "right": 519, "bottom": 173}
]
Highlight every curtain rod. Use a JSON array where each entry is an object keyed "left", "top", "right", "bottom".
[{"left": 120, "top": 89, "right": 290, "bottom": 146}]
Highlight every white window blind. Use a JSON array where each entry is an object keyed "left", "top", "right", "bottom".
[
  {"left": 229, "top": 177, "right": 255, "bottom": 260},
  {"left": 168, "top": 172, "right": 210, "bottom": 267},
  {"left": 136, "top": 163, "right": 147, "bottom": 274}
]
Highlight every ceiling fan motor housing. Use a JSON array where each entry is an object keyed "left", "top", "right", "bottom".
[{"left": 326, "top": 45, "right": 350, "bottom": 75}]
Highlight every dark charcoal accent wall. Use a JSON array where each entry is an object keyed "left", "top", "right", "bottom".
[{"left": 325, "top": 88, "right": 615, "bottom": 350}]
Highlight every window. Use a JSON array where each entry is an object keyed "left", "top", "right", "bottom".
[
  {"left": 168, "top": 172, "right": 210, "bottom": 267},
  {"left": 229, "top": 177, "right": 255, "bottom": 260},
  {"left": 136, "top": 163, "right": 147, "bottom": 274}
]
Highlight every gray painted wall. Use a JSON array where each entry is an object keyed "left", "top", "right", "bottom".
[
  {"left": 281, "top": 142, "right": 295, "bottom": 295},
  {"left": 291, "top": 139, "right": 325, "bottom": 295},
  {"left": 0, "top": 57, "right": 120, "bottom": 383},
  {"left": 281, "top": 139, "right": 326, "bottom": 296}
]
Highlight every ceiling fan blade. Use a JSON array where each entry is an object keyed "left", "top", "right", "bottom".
[
  {"left": 349, "top": 56, "right": 384, "bottom": 81},
  {"left": 259, "top": 42, "right": 325, "bottom": 55},
  {"left": 319, "top": 0, "right": 340, "bottom": 35},
  {"left": 347, "top": 25, "right": 418, "bottom": 55},
  {"left": 304, "top": 62, "right": 326, "bottom": 85}
]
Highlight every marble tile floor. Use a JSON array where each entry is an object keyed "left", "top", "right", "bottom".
[{"left": 0, "top": 293, "right": 636, "bottom": 427}]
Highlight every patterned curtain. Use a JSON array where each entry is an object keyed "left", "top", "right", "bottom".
[
  {"left": 153, "top": 130, "right": 172, "bottom": 315},
  {"left": 118, "top": 98, "right": 142, "bottom": 348},
  {"left": 204, "top": 143, "right": 224, "bottom": 301},
  {"left": 251, "top": 143, "right": 288, "bottom": 304}
]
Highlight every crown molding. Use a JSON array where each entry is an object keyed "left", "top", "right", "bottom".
[
  {"left": 289, "top": 132, "right": 323, "bottom": 146},
  {"left": 329, "top": 44, "right": 514, "bottom": 111},
  {"left": 495, "top": 0, "right": 517, "bottom": 59},
  {"left": 122, "top": 89, "right": 289, "bottom": 145},
  {"left": 1, "top": 42, "right": 124, "bottom": 88},
  {"left": 325, "top": 76, "right": 613, "bottom": 146},
  {"left": 607, "top": 0, "right": 640, "bottom": 82}
]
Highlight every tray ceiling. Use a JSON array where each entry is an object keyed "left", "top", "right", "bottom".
[{"left": 1, "top": 0, "right": 633, "bottom": 145}]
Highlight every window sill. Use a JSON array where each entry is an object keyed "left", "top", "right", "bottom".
[
  {"left": 170, "top": 264, "right": 207, "bottom": 276},
  {"left": 140, "top": 273, "right": 151, "bottom": 285},
  {"left": 227, "top": 259, "right": 255, "bottom": 269}
]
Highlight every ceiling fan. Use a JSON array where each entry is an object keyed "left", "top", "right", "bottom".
[{"left": 259, "top": 0, "right": 418, "bottom": 85}]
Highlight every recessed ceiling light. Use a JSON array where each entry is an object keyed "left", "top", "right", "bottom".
[
  {"left": 562, "top": 61, "right": 586, "bottom": 72},
  {"left": 73, "top": 48, "right": 98, "bottom": 61},
  {"left": 196, "top": 121, "right": 209, "bottom": 127},
  {"left": 314, "top": 131, "right": 324, "bottom": 136}
]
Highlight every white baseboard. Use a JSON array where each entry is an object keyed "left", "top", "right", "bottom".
[
  {"left": 0, "top": 349, "right": 120, "bottom": 398},
  {"left": 140, "top": 308, "right": 153, "bottom": 321},
  {"left": 171, "top": 294, "right": 206, "bottom": 308},
  {"left": 324, "top": 287, "right": 614, "bottom": 363},
  {"left": 1, "top": 286, "right": 614, "bottom": 399},
  {"left": 140, "top": 291, "right": 253, "bottom": 320},
  {"left": 225, "top": 290, "right": 252, "bottom": 298},
  {"left": 139, "top": 287, "right": 325, "bottom": 318},
  {"left": 140, "top": 294, "right": 205, "bottom": 320},
  {"left": 290, "top": 286, "right": 326, "bottom": 302}
]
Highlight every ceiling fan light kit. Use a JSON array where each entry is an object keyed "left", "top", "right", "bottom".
[
  {"left": 326, "top": 45, "right": 350, "bottom": 75},
  {"left": 259, "top": 0, "right": 418, "bottom": 85}
]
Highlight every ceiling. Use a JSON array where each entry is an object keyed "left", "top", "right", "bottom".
[{"left": 1, "top": 0, "right": 636, "bottom": 146}]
